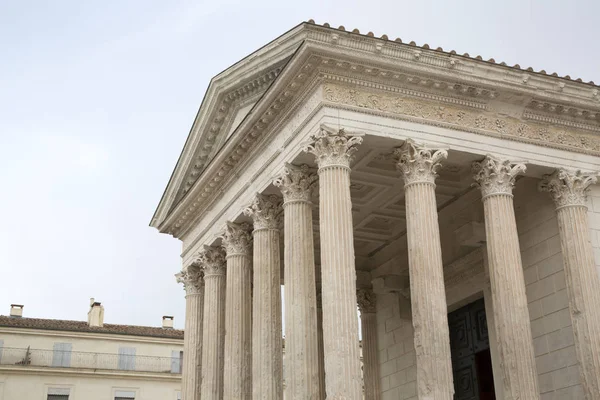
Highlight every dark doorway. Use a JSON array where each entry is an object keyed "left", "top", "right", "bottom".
[{"left": 448, "top": 298, "right": 496, "bottom": 400}]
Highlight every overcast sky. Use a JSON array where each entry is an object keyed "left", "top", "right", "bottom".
[{"left": 0, "top": 1, "right": 598, "bottom": 329}]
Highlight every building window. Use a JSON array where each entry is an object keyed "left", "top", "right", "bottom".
[
  {"left": 170, "top": 350, "right": 182, "bottom": 373},
  {"left": 176, "top": 391, "right": 182, "bottom": 400},
  {"left": 51, "top": 343, "right": 72, "bottom": 367},
  {"left": 118, "top": 347, "right": 136, "bottom": 371},
  {"left": 47, "top": 387, "right": 70, "bottom": 400},
  {"left": 114, "top": 390, "right": 136, "bottom": 400}
]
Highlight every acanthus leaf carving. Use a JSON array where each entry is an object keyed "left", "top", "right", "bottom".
[
  {"left": 394, "top": 139, "right": 448, "bottom": 186},
  {"left": 357, "top": 288, "right": 377, "bottom": 313},
  {"left": 304, "top": 124, "right": 363, "bottom": 169},
  {"left": 220, "top": 221, "right": 253, "bottom": 256},
  {"left": 539, "top": 168, "right": 598, "bottom": 209},
  {"left": 198, "top": 245, "right": 226, "bottom": 276},
  {"left": 243, "top": 193, "right": 283, "bottom": 230},
  {"left": 273, "top": 163, "right": 318, "bottom": 204},
  {"left": 175, "top": 263, "right": 205, "bottom": 295},
  {"left": 472, "top": 155, "right": 526, "bottom": 198}
]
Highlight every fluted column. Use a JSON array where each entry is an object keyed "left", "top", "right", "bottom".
[
  {"left": 472, "top": 155, "right": 540, "bottom": 399},
  {"left": 274, "top": 163, "right": 320, "bottom": 400},
  {"left": 222, "top": 222, "right": 253, "bottom": 400},
  {"left": 357, "top": 288, "right": 380, "bottom": 400},
  {"left": 394, "top": 139, "right": 454, "bottom": 400},
  {"left": 316, "top": 286, "right": 326, "bottom": 400},
  {"left": 244, "top": 194, "right": 284, "bottom": 400},
  {"left": 305, "top": 125, "right": 363, "bottom": 399},
  {"left": 540, "top": 169, "right": 600, "bottom": 400},
  {"left": 199, "top": 246, "right": 226, "bottom": 400},
  {"left": 176, "top": 264, "right": 205, "bottom": 400}
]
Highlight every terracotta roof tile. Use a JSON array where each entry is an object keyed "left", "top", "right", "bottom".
[
  {"left": 307, "top": 20, "right": 598, "bottom": 88},
  {"left": 0, "top": 316, "right": 184, "bottom": 339}
]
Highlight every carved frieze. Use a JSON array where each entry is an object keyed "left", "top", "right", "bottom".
[{"left": 323, "top": 83, "right": 600, "bottom": 155}]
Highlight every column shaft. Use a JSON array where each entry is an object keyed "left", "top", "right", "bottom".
[
  {"left": 224, "top": 253, "right": 253, "bottom": 399},
  {"left": 395, "top": 139, "right": 454, "bottom": 400},
  {"left": 182, "top": 291, "right": 204, "bottom": 400},
  {"left": 318, "top": 164, "right": 362, "bottom": 398},
  {"left": 244, "top": 192, "right": 284, "bottom": 400},
  {"left": 404, "top": 182, "right": 454, "bottom": 399},
  {"left": 474, "top": 156, "right": 540, "bottom": 399},
  {"left": 316, "top": 291, "right": 326, "bottom": 400},
  {"left": 199, "top": 247, "right": 226, "bottom": 400},
  {"left": 541, "top": 169, "right": 600, "bottom": 399},
  {"left": 275, "top": 164, "right": 321, "bottom": 400},
  {"left": 360, "top": 312, "right": 381, "bottom": 400}
]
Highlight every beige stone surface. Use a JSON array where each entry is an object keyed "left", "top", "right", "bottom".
[
  {"left": 358, "top": 288, "right": 381, "bottom": 400},
  {"left": 540, "top": 169, "right": 600, "bottom": 400},
  {"left": 199, "top": 246, "right": 227, "bottom": 400},
  {"left": 473, "top": 155, "right": 541, "bottom": 399},
  {"left": 222, "top": 222, "right": 253, "bottom": 400},
  {"left": 244, "top": 194, "right": 284, "bottom": 400},
  {"left": 395, "top": 139, "right": 454, "bottom": 400},
  {"left": 274, "top": 163, "right": 321, "bottom": 400},
  {"left": 306, "top": 126, "right": 363, "bottom": 399},
  {"left": 176, "top": 265, "right": 204, "bottom": 400}
]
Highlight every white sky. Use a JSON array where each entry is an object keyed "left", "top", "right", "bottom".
[{"left": 0, "top": 0, "right": 598, "bottom": 329}]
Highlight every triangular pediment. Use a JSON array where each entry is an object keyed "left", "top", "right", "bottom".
[{"left": 152, "top": 21, "right": 599, "bottom": 235}]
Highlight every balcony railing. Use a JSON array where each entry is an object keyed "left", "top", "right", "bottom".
[{"left": 0, "top": 347, "right": 181, "bottom": 374}]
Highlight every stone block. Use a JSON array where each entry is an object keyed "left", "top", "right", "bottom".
[
  {"left": 543, "top": 308, "right": 571, "bottom": 333},
  {"left": 389, "top": 369, "right": 408, "bottom": 387},
  {"left": 523, "top": 265, "right": 538, "bottom": 285},
  {"left": 380, "top": 359, "right": 397, "bottom": 378},
  {"left": 526, "top": 275, "right": 556, "bottom": 302},
  {"left": 533, "top": 335, "right": 549, "bottom": 356},
  {"left": 387, "top": 342, "right": 404, "bottom": 360},
  {"left": 538, "top": 371, "right": 554, "bottom": 393},
  {"left": 554, "top": 384, "right": 584, "bottom": 400},
  {"left": 550, "top": 365, "right": 580, "bottom": 390},
  {"left": 528, "top": 299, "right": 543, "bottom": 320},
  {"left": 536, "top": 252, "right": 564, "bottom": 280},
  {"left": 396, "top": 351, "right": 415, "bottom": 371},
  {"left": 381, "top": 387, "right": 400, "bottom": 400},
  {"left": 541, "top": 289, "right": 568, "bottom": 316},
  {"left": 546, "top": 327, "right": 574, "bottom": 352}
]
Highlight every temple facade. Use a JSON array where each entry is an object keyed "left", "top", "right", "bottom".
[{"left": 151, "top": 21, "right": 600, "bottom": 400}]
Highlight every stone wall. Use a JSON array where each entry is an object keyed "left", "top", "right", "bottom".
[
  {"left": 376, "top": 292, "right": 416, "bottom": 400},
  {"left": 375, "top": 177, "right": 586, "bottom": 399},
  {"left": 515, "top": 178, "right": 583, "bottom": 400}
]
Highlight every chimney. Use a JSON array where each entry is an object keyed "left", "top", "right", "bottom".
[
  {"left": 10, "top": 304, "right": 24, "bottom": 318},
  {"left": 162, "top": 316, "right": 174, "bottom": 329},
  {"left": 87, "top": 298, "right": 104, "bottom": 327}
]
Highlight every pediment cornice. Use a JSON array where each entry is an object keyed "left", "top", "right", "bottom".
[{"left": 153, "top": 23, "right": 599, "bottom": 238}]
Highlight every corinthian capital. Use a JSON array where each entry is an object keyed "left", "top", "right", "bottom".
[
  {"left": 175, "top": 264, "right": 204, "bottom": 295},
  {"left": 357, "top": 288, "right": 377, "bottom": 313},
  {"left": 273, "top": 163, "right": 317, "bottom": 204},
  {"left": 394, "top": 139, "right": 448, "bottom": 186},
  {"left": 243, "top": 193, "right": 283, "bottom": 230},
  {"left": 472, "top": 155, "right": 526, "bottom": 198},
  {"left": 198, "top": 245, "right": 226, "bottom": 276},
  {"left": 304, "top": 125, "right": 363, "bottom": 169},
  {"left": 539, "top": 168, "right": 598, "bottom": 209},
  {"left": 221, "top": 221, "right": 252, "bottom": 256}
]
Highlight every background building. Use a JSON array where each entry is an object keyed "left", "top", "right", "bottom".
[{"left": 0, "top": 301, "right": 183, "bottom": 400}]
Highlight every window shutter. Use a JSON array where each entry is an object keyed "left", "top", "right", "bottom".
[
  {"left": 52, "top": 343, "right": 72, "bottom": 367},
  {"left": 118, "top": 347, "right": 136, "bottom": 370},
  {"left": 114, "top": 389, "right": 136, "bottom": 399},
  {"left": 170, "top": 350, "right": 180, "bottom": 373},
  {"left": 0, "top": 339, "right": 3, "bottom": 363}
]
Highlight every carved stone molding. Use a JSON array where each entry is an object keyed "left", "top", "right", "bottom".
[
  {"left": 472, "top": 155, "right": 526, "bottom": 198},
  {"left": 322, "top": 83, "right": 600, "bottom": 156},
  {"left": 176, "top": 265, "right": 204, "bottom": 295},
  {"left": 221, "top": 222, "right": 253, "bottom": 256},
  {"left": 357, "top": 288, "right": 377, "bottom": 314},
  {"left": 304, "top": 124, "right": 363, "bottom": 169},
  {"left": 539, "top": 168, "right": 598, "bottom": 209},
  {"left": 273, "top": 163, "right": 318, "bottom": 204},
  {"left": 243, "top": 193, "right": 283, "bottom": 230},
  {"left": 198, "top": 245, "right": 226, "bottom": 276},
  {"left": 394, "top": 139, "right": 448, "bottom": 186}
]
